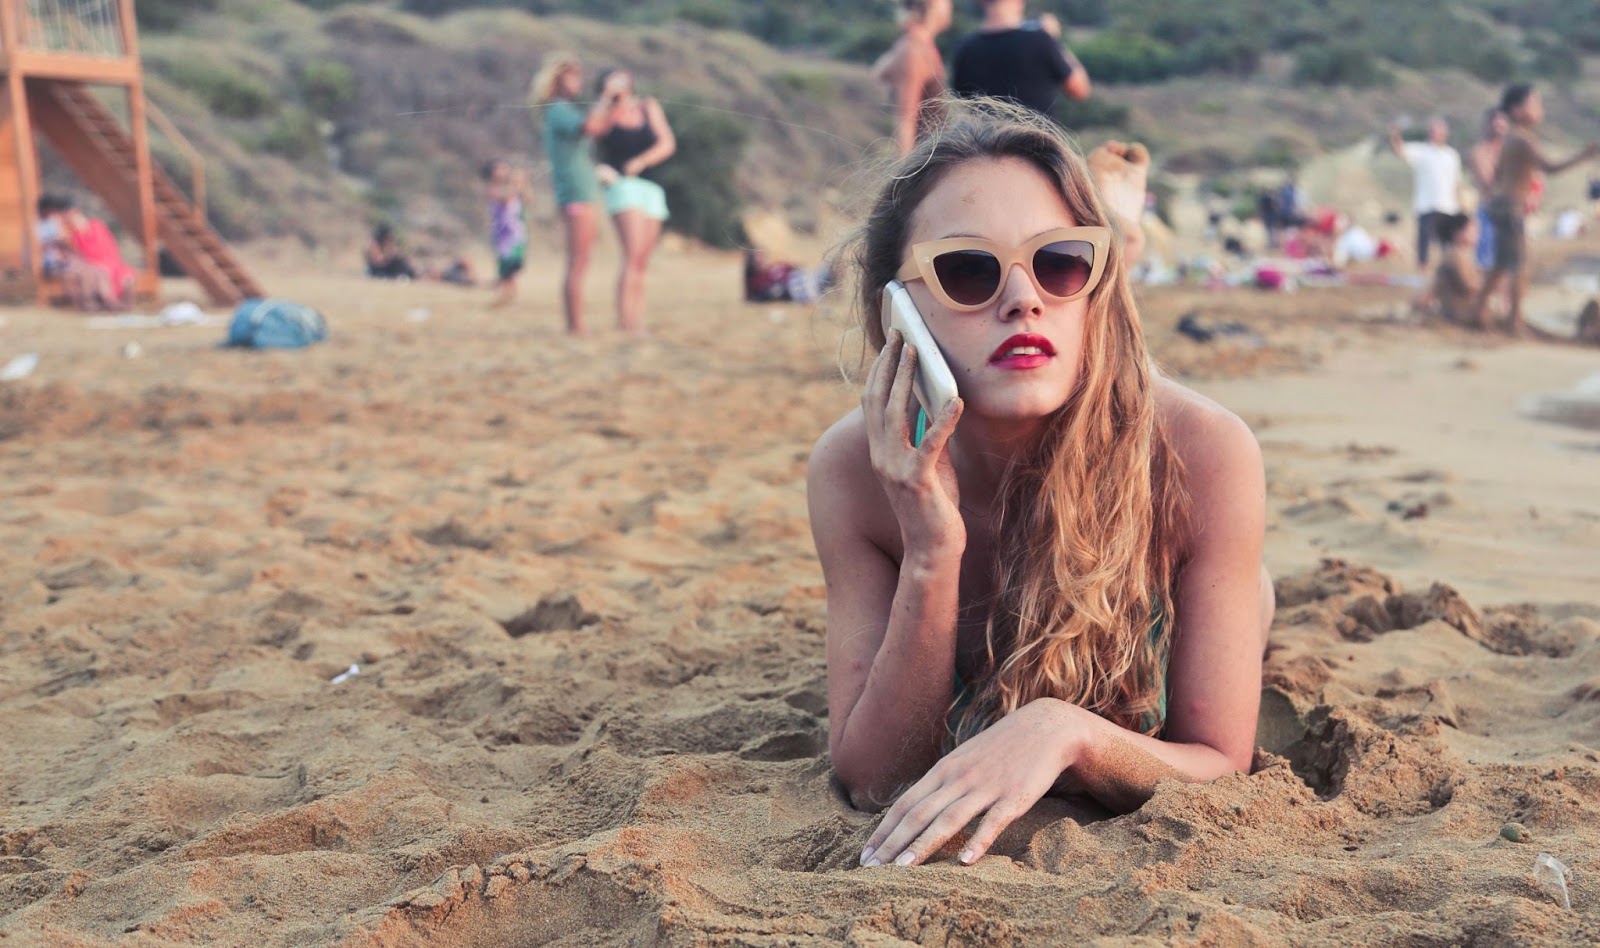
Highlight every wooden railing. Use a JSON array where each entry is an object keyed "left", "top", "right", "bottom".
[
  {"left": 145, "top": 97, "right": 204, "bottom": 219},
  {"left": 18, "top": 0, "right": 127, "bottom": 57}
]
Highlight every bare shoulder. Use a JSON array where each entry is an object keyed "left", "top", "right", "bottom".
[
  {"left": 1153, "top": 378, "right": 1264, "bottom": 525},
  {"left": 809, "top": 410, "right": 868, "bottom": 487},
  {"left": 1155, "top": 378, "right": 1259, "bottom": 462},
  {"left": 807, "top": 410, "right": 895, "bottom": 546}
]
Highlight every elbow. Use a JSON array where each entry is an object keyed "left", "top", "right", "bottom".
[
  {"left": 833, "top": 764, "right": 890, "bottom": 813},
  {"left": 840, "top": 775, "right": 884, "bottom": 813},
  {"left": 829, "top": 735, "right": 894, "bottom": 812}
]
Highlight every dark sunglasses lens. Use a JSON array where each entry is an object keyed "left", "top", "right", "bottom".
[
  {"left": 931, "top": 250, "right": 1002, "bottom": 306},
  {"left": 1033, "top": 241, "right": 1095, "bottom": 297}
]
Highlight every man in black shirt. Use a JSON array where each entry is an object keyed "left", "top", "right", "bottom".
[{"left": 950, "top": 0, "right": 1092, "bottom": 118}]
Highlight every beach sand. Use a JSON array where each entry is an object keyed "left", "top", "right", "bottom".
[{"left": 2, "top": 249, "right": 1598, "bottom": 945}]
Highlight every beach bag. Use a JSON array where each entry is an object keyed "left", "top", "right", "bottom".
[{"left": 226, "top": 298, "right": 327, "bottom": 349}]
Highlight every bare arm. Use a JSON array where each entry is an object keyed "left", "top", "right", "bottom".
[
  {"left": 1388, "top": 125, "right": 1408, "bottom": 162},
  {"left": 1469, "top": 143, "right": 1497, "bottom": 193},
  {"left": 1536, "top": 140, "right": 1600, "bottom": 176},
  {"left": 1058, "top": 404, "right": 1268, "bottom": 805},
  {"left": 1062, "top": 46, "right": 1091, "bottom": 101},
  {"left": 582, "top": 94, "right": 619, "bottom": 137},
  {"left": 894, "top": 55, "right": 925, "bottom": 156},
  {"left": 809, "top": 414, "right": 963, "bottom": 809},
  {"left": 811, "top": 336, "right": 969, "bottom": 810},
  {"left": 622, "top": 99, "right": 677, "bottom": 177},
  {"left": 871, "top": 38, "right": 906, "bottom": 88}
]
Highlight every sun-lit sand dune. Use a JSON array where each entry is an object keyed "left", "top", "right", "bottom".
[{"left": 2, "top": 250, "right": 1597, "bottom": 944}]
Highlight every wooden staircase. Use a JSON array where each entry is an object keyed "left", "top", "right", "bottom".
[{"left": 27, "top": 79, "right": 262, "bottom": 305}]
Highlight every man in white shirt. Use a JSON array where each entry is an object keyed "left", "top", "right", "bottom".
[{"left": 1389, "top": 116, "right": 1462, "bottom": 271}]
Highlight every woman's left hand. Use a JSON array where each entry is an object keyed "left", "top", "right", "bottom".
[
  {"left": 621, "top": 159, "right": 642, "bottom": 178},
  {"left": 860, "top": 698, "right": 1086, "bottom": 868}
]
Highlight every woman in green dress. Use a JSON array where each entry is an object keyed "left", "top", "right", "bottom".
[{"left": 530, "top": 53, "right": 601, "bottom": 335}]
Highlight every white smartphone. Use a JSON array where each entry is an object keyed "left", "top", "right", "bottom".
[{"left": 881, "top": 280, "right": 959, "bottom": 418}]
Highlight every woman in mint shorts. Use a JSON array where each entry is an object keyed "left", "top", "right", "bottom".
[
  {"left": 531, "top": 53, "right": 601, "bottom": 335},
  {"left": 589, "top": 68, "right": 676, "bottom": 335}
]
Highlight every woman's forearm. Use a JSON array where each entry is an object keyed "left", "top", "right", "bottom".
[
  {"left": 626, "top": 143, "right": 675, "bottom": 175},
  {"left": 1051, "top": 700, "right": 1242, "bottom": 812},
  {"left": 832, "top": 546, "right": 964, "bottom": 808},
  {"left": 582, "top": 98, "right": 617, "bottom": 136}
]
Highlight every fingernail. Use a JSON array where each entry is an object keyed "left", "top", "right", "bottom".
[
  {"left": 959, "top": 849, "right": 976, "bottom": 865},
  {"left": 864, "top": 856, "right": 882, "bottom": 867},
  {"left": 859, "top": 846, "right": 875, "bottom": 866},
  {"left": 894, "top": 851, "right": 916, "bottom": 866}
]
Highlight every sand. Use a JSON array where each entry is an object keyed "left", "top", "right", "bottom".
[{"left": 2, "top": 245, "right": 1598, "bottom": 946}]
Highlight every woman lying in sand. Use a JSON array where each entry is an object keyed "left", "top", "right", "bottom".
[{"left": 807, "top": 100, "right": 1273, "bottom": 869}]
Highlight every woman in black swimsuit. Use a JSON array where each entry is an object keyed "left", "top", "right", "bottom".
[{"left": 590, "top": 68, "right": 677, "bottom": 335}]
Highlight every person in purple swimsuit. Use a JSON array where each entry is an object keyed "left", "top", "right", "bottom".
[{"left": 482, "top": 158, "right": 531, "bottom": 309}]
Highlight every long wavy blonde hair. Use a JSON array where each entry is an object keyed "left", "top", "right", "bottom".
[{"left": 849, "top": 99, "right": 1189, "bottom": 741}]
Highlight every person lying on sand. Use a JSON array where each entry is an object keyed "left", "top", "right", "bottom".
[
  {"left": 808, "top": 98, "right": 1272, "bottom": 869},
  {"left": 743, "top": 247, "right": 834, "bottom": 304}
]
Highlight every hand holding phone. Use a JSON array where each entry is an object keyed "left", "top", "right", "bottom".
[{"left": 882, "top": 280, "right": 959, "bottom": 419}]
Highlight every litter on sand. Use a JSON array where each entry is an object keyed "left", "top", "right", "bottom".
[
  {"left": 86, "top": 303, "right": 218, "bottom": 331},
  {"left": 330, "top": 664, "right": 360, "bottom": 685},
  {"left": 1533, "top": 852, "right": 1572, "bottom": 910},
  {"left": 1, "top": 352, "right": 39, "bottom": 381}
]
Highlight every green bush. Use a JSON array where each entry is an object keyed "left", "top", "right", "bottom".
[
  {"left": 298, "top": 60, "right": 356, "bottom": 119},
  {"left": 1042, "top": 0, "right": 1111, "bottom": 28},
  {"left": 831, "top": 20, "right": 901, "bottom": 65},
  {"left": 1075, "top": 32, "right": 1180, "bottom": 83},
  {"left": 1050, "top": 96, "right": 1129, "bottom": 131},
  {"left": 1293, "top": 43, "right": 1390, "bottom": 88},
  {"left": 257, "top": 108, "right": 325, "bottom": 162},
  {"left": 136, "top": 0, "right": 219, "bottom": 32},
  {"left": 769, "top": 69, "right": 838, "bottom": 104},
  {"left": 1481, "top": 0, "right": 1600, "bottom": 53},
  {"left": 652, "top": 100, "right": 749, "bottom": 248},
  {"left": 1249, "top": 135, "right": 1310, "bottom": 170},
  {"left": 1525, "top": 35, "right": 1582, "bottom": 85},
  {"left": 677, "top": 0, "right": 739, "bottom": 30},
  {"left": 161, "top": 60, "right": 277, "bottom": 120},
  {"left": 1465, "top": 44, "right": 1518, "bottom": 84},
  {"left": 1174, "top": 34, "right": 1264, "bottom": 77}
]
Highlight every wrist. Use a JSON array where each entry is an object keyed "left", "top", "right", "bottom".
[
  {"left": 1038, "top": 698, "right": 1095, "bottom": 772},
  {"left": 899, "top": 539, "right": 965, "bottom": 579}
]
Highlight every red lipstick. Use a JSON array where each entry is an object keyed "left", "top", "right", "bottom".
[{"left": 989, "top": 333, "right": 1056, "bottom": 369}]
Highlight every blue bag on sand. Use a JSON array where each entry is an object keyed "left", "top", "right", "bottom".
[{"left": 226, "top": 299, "right": 328, "bottom": 349}]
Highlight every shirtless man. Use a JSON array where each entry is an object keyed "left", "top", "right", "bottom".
[
  {"left": 1469, "top": 84, "right": 1600, "bottom": 336},
  {"left": 1468, "top": 108, "right": 1508, "bottom": 270}
]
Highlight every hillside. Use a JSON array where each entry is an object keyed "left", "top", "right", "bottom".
[{"left": 66, "top": 0, "right": 1600, "bottom": 265}]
